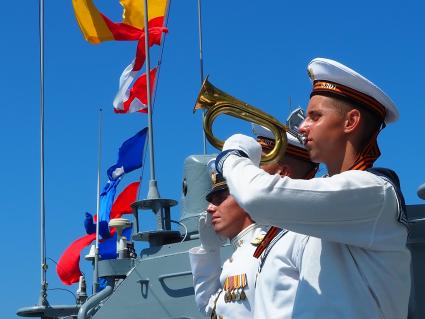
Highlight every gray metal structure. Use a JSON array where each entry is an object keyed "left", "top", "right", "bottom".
[{"left": 82, "top": 155, "right": 234, "bottom": 319}]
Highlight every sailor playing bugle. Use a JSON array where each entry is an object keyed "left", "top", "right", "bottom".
[{"left": 215, "top": 58, "right": 410, "bottom": 319}]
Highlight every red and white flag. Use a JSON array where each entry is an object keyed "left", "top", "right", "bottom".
[{"left": 113, "top": 62, "right": 157, "bottom": 114}]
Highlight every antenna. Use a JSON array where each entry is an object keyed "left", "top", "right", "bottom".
[
  {"left": 18, "top": 1, "right": 82, "bottom": 315},
  {"left": 93, "top": 108, "right": 103, "bottom": 293},
  {"left": 38, "top": 0, "right": 48, "bottom": 307},
  {"left": 197, "top": 0, "right": 207, "bottom": 154}
]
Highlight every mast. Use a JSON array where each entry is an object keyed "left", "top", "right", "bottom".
[
  {"left": 197, "top": 0, "right": 207, "bottom": 154},
  {"left": 93, "top": 108, "right": 103, "bottom": 293},
  {"left": 143, "top": 0, "right": 160, "bottom": 199},
  {"left": 38, "top": 0, "right": 48, "bottom": 307},
  {"left": 131, "top": 0, "right": 178, "bottom": 242}
]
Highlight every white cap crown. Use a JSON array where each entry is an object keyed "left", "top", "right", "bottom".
[{"left": 308, "top": 58, "right": 399, "bottom": 123}]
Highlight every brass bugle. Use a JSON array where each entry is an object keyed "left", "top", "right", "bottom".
[{"left": 193, "top": 77, "right": 288, "bottom": 164}]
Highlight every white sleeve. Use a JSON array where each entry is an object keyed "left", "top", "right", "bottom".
[
  {"left": 223, "top": 156, "right": 402, "bottom": 249},
  {"left": 294, "top": 235, "right": 309, "bottom": 270},
  {"left": 189, "top": 246, "right": 222, "bottom": 315}
]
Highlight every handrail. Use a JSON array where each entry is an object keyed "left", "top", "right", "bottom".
[
  {"left": 157, "top": 271, "right": 193, "bottom": 281},
  {"left": 77, "top": 285, "right": 113, "bottom": 319}
]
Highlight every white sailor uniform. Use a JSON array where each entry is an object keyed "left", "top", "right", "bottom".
[
  {"left": 189, "top": 224, "right": 267, "bottom": 318},
  {"left": 253, "top": 230, "right": 309, "bottom": 318},
  {"left": 223, "top": 159, "right": 410, "bottom": 319}
]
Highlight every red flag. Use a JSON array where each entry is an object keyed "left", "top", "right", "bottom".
[
  {"left": 56, "top": 234, "right": 96, "bottom": 285},
  {"left": 110, "top": 182, "right": 140, "bottom": 219},
  {"left": 133, "top": 22, "right": 167, "bottom": 71},
  {"left": 102, "top": 16, "right": 167, "bottom": 71}
]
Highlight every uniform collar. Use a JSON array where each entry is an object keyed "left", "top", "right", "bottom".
[{"left": 230, "top": 223, "right": 256, "bottom": 250}]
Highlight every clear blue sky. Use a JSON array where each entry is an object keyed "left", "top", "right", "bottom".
[{"left": 2, "top": 0, "right": 425, "bottom": 317}]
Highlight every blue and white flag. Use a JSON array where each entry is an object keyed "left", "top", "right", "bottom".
[
  {"left": 98, "top": 178, "right": 121, "bottom": 238},
  {"left": 107, "top": 128, "right": 148, "bottom": 180}
]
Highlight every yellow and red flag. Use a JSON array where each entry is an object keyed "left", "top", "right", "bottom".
[{"left": 72, "top": 0, "right": 168, "bottom": 44}]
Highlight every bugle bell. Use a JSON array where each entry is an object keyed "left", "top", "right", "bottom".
[{"left": 193, "top": 77, "right": 288, "bottom": 164}]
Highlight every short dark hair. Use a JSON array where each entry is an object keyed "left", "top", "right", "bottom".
[
  {"left": 331, "top": 96, "right": 383, "bottom": 152},
  {"left": 279, "top": 155, "right": 318, "bottom": 179}
]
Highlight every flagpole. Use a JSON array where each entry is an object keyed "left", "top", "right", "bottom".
[
  {"left": 197, "top": 0, "right": 207, "bottom": 154},
  {"left": 38, "top": 0, "right": 48, "bottom": 307},
  {"left": 93, "top": 108, "right": 103, "bottom": 293},
  {"left": 143, "top": 0, "right": 160, "bottom": 199}
]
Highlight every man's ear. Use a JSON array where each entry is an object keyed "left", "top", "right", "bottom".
[
  {"left": 344, "top": 108, "right": 361, "bottom": 133},
  {"left": 277, "top": 164, "right": 290, "bottom": 177}
]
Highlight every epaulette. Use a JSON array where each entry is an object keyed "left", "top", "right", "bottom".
[
  {"left": 251, "top": 233, "right": 266, "bottom": 246},
  {"left": 253, "top": 226, "right": 282, "bottom": 258}
]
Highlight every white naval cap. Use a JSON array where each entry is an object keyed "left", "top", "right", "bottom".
[
  {"left": 252, "top": 123, "right": 306, "bottom": 149},
  {"left": 307, "top": 58, "right": 399, "bottom": 123},
  {"left": 252, "top": 123, "right": 313, "bottom": 162}
]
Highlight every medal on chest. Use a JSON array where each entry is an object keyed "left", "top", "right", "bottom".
[{"left": 223, "top": 273, "right": 247, "bottom": 303}]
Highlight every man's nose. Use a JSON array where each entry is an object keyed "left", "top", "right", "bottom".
[
  {"left": 207, "top": 203, "right": 216, "bottom": 214},
  {"left": 298, "top": 119, "right": 309, "bottom": 135}
]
